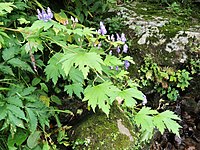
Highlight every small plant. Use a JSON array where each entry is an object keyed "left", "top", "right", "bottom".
[{"left": 138, "top": 55, "right": 192, "bottom": 101}]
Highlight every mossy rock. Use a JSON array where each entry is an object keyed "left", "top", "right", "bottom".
[{"left": 70, "top": 105, "right": 137, "bottom": 150}]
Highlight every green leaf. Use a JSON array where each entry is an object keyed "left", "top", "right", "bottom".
[
  {"left": 117, "top": 89, "right": 137, "bottom": 107},
  {"left": 30, "top": 20, "right": 54, "bottom": 31},
  {"left": 64, "top": 83, "right": 83, "bottom": 98},
  {"left": 8, "top": 58, "right": 34, "bottom": 73},
  {"left": 2, "top": 47, "right": 19, "bottom": 61},
  {"left": 50, "top": 95, "right": 62, "bottom": 105},
  {"left": 0, "top": 105, "right": 7, "bottom": 121},
  {"left": 104, "top": 55, "right": 123, "bottom": 66},
  {"left": 7, "top": 128, "right": 28, "bottom": 146},
  {"left": 45, "top": 53, "right": 65, "bottom": 85},
  {"left": 42, "top": 141, "right": 50, "bottom": 150},
  {"left": 115, "top": 70, "right": 129, "bottom": 79},
  {"left": 61, "top": 52, "right": 104, "bottom": 79},
  {"left": 122, "top": 56, "right": 135, "bottom": 64},
  {"left": 8, "top": 111, "right": 25, "bottom": 129},
  {"left": 0, "top": 2, "right": 16, "bottom": 15},
  {"left": 40, "top": 83, "right": 48, "bottom": 93},
  {"left": 118, "top": 87, "right": 144, "bottom": 106},
  {"left": 26, "top": 107, "right": 38, "bottom": 133},
  {"left": 135, "top": 107, "right": 158, "bottom": 131},
  {"left": 68, "top": 67, "right": 84, "bottom": 84},
  {"left": 154, "top": 110, "right": 181, "bottom": 137},
  {"left": 83, "top": 81, "right": 119, "bottom": 115},
  {"left": 21, "top": 87, "right": 36, "bottom": 96},
  {"left": 32, "top": 78, "right": 41, "bottom": 86},
  {"left": 0, "top": 64, "right": 14, "bottom": 76},
  {"left": 27, "top": 131, "right": 41, "bottom": 149},
  {"left": 7, "top": 97, "right": 23, "bottom": 107},
  {"left": 17, "top": 18, "right": 30, "bottom": 24},
  {"left": 7, "top": 104, "right": 26, "bottom": 120}
]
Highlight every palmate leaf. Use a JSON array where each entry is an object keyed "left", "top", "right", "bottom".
[
  {"left": 61, "top": 51, "right": 104, "bottom": 79},
  {"left": 45, "top": 53, "right": 65, "bottom": 85},
  {"left": 134, "top": 107, "right": 158, "bottom": 131},
  {"left": 153, "top": 110, "right": 181, "bottom": 137},
  {"left": 64, "top": 83, "right": 83, "bottom": 99},
  {"left": 83, "top": 81, "right": 119, "bottom": 116},
  {"left": 68, "top": 67, "right": 84, "bottom": 84},
  {"left": 117, "top": 88, "right": 144, "bottom": 107}
]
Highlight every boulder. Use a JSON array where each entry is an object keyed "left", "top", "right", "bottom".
[{"left": 70, "top": 105, "right": 137, "bottom": 150}]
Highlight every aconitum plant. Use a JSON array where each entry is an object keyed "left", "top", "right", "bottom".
[
  {"left": 37, "top": 7, "right": 53, "bottom": 22},
  {"left": 123, "top": 44, "right": 128, "bottom": 53},
  {"left": 98, "top": 22, "right": 107, "bottom": 35}
]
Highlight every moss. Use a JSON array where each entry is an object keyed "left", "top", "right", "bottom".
[{"left": 70, "top": 104, "right": 137, "bottom": 150}]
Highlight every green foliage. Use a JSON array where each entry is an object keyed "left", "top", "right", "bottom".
[
  {"left": 67, "top": 0, "right": 108, "bottom": 23},
  {"left": 139, "top": 55, "right": 192, "bottom": 101},
  {"left": 134, "top": 107, "right": 181, "bottom": 142},
  {"left": 83, "top": 81, "right": 119, "bottom": 116},
  {"left": 0, "top": 1, "right": 182, "bottom": 149},
  {"left": 0, "top": 2, "right": 16, "bottom": 16}
]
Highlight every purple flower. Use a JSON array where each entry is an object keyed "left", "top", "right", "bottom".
[
  {"left": 111, "top": 34, "right": 115, "bottom": 42},
  {"left": 142, "top": 95, "right": 147, "bottom": 105},
  {"left": 37, "top": 7, "right": 53, "bottom": 22},
  {"left": 99, "top": 22, "right": 107, "bottom": 35},
  {"left": 47, "top": 7, "right": 53, "bottom": 20},
  {"left": 116, "top": 66, "right": 119, "bottom": 71},
  {"left": 121, "top": 33, "right": 126, "bottom": 43},
  {"left": 124, "top": 60, "right": 130, "bottom": 70},
  {"left": 117, "top": 46, "right": 121, "bottom": 53},
  {"left": 123, "top": 44, "right": 128, "bottom": 53},
  {"left": 116, "top": 33, "right": 121, "bottom": 41},
  {"left": 97, "top": 29, "right": 101, "bottom": 34}
]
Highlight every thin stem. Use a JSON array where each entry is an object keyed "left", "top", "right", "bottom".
[{"left": 0, "top": 27, "right": 20, "bottom": 32}]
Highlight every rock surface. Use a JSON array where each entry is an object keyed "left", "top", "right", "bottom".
[
  {"left": 70, "top": 105, "right": 136, "bottom": 150},
  {"left": 115, "top": 2, "right": 200, "bottom": 66}
]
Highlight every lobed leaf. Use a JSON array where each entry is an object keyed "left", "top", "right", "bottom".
[
  {"left": 64, "top": 83, "right": 83, "bottom": 98},
  {"left": 83, "top": 81, "right": 119, "bottom": 116},
  {"left": 154, "top": 110, "right": 181, "bottom": 137},
  {"left": 61, "top": 51, "right": 104, "bottom": 79},
  {"left": 45, "top": 53, "right": 65, "bottom": 85},
  {"left": 135, "top": 107, "right": 158, "bottom": 131}
]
